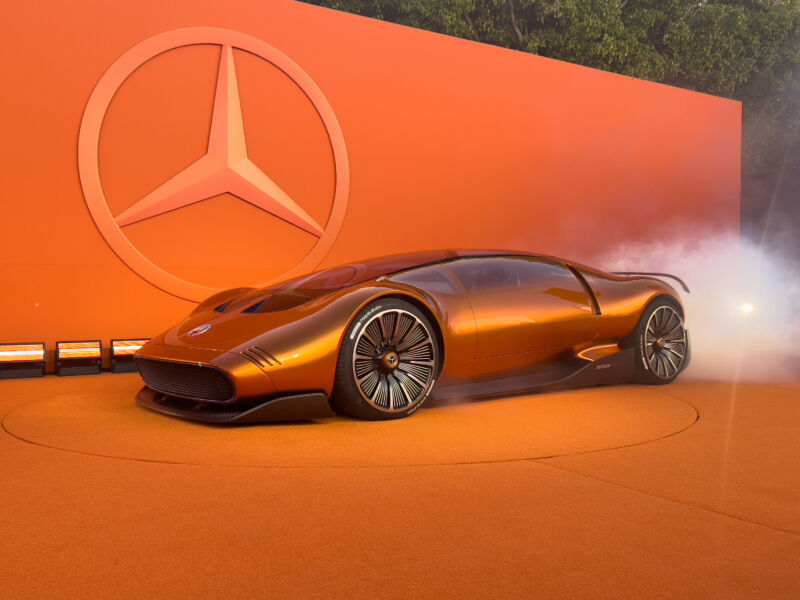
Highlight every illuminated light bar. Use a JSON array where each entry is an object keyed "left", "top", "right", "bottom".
[
  {"left": 0, "top": 342, "right": 46, "bottom": 379},
  {"left": 57, "top": 342, "right": 101, "bottom": 359},
  {"left": 110, "top": 338, "right": 149, "bottom": 373},
  {"left": 577, "top": 343, "right": 621, "bottom": 363},
  {"left": 0, "top": 344, "right": 45, "bottom": 362},
  {"left": 56, "top": 340, "right": 102, "bottom": 376}
]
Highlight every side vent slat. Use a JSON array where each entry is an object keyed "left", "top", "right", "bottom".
[
  {"left": 239, "top": 346, "right": 281, "bottom": 371},
  {"left": 240, "top": 352, "right": 265, "bottom": 369},
  {"left": 249, "top": 346, "right": 281, "bottom": 366}
]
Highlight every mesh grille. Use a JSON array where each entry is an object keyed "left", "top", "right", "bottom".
[{"left": 136, "top": 357, "right": 234, "bottom": 402}]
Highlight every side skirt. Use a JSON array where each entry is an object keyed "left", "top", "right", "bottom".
[{"left": 432, "top": 347, "right": 636, "bottom": 402}]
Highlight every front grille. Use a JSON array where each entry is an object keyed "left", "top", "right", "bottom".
[{"left": 136, "top": 357, "right": 235, "bottom": 402}]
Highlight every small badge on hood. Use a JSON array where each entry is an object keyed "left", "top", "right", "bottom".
[{"left": 187, "top": 324, "right": 211, "bottom": 337}]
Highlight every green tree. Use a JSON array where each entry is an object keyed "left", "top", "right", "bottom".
[{"left": 305, "top": 0, "right": 800, "bottom": 227}]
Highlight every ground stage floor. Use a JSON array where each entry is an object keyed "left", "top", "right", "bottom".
[{"left": 0, "top": 375, "right": 798, "bottom": 598}]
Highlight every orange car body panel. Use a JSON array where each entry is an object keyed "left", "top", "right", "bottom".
[
  {"left": 136, "top": 251, "right": 682, "bottom": 405},
  {"left": 571, "top": 264, "right": 682, "bottom": 343}
]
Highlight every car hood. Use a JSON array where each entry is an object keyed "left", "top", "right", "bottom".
[
  {"left": 149, "top": 283, "right": 394, "bottom": 353},
  {"left": 153, "top": 295, "right": 332, "bottom": 352}
]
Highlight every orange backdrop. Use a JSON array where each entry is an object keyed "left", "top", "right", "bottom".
[{"left": 0, "top": 0, "right": 740, "bottom": 368}]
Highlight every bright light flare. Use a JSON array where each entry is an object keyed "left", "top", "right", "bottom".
[{"left": 598, "top": 232, "right": 800, "bottom": 382}]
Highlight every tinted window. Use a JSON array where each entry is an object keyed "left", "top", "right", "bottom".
[
  {"left": 391, "top": 266, "right": 462, "bottom": 296},
  {"left": 245, "top": 250, "right": 454, "bottom": 313},
  {"left": 449, "top": 257, "right": 578, "bottom": 295}
]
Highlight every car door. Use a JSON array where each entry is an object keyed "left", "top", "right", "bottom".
[{"left": 447, "top": 256, "right": 598, "bottom": 359}]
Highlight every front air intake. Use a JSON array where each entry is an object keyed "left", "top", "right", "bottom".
[{"left": 135, "top": 357, "right": 235, "bottom": 402}]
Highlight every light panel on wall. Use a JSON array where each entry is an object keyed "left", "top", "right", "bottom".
[
  {"left": 110, "top": 339, "right": 149, "bottom": 373},
  {"left": 0, "top": 343, "right": 46, "bottom": 379},
  {"left": 56, "top": 341, "right": 102, "bottom": 376}
]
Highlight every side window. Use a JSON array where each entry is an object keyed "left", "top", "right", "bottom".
[
  {"left": 447, "top": 256, "right": 595, "bottom": 358},
  {"left": 448, "top": 257, "right": 585, "bottom": 299},
  {"left": 392, "top": 266, "right": 462, "bottom": 295},
  {"left": 447, "top": 259, "right": 517, "bottom": 294}
]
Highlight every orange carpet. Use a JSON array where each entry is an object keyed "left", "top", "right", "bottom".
[{"left": 1, "top": 375, "right": 798, "bottom": 598}]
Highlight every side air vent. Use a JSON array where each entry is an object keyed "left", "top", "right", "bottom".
[
  {"left": 240, "top": 346, "right": 282, "bottom": 369},
  {"left": 214, "top": 301, "right": 232, "bottom": 313}
]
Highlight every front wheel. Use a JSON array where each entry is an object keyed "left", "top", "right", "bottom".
[
  {"left": 331, "top": 298, "right": 440, "bottom": 420},
  {"left": 632, "top": 297, "right": 688, "bottom": 384}
]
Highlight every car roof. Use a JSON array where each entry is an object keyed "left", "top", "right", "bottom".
[
  {"left": 255, "top": 249, "right": 553, "bottom": 295},
  {"left": 329, "top": 248, "right": 549, "bottom": 281}
]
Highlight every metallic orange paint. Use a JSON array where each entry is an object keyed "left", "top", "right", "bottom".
[
  {"left": 135, "top": 250, "right": 684, "bottom": 416},
  {"left": 572, "top": 265, "right": 678, "bottom": 344}
]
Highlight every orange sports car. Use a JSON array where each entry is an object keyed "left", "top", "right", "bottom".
[{"left": 134, "top": 250, "right": 690, "bottom": 423}]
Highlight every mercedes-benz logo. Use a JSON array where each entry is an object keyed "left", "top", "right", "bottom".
[
  {"left": 78, "top": 28, "right": 349, "bottom": 302},
  {"left": 186, "top": 324, "right": 211, "bottom": 337}
]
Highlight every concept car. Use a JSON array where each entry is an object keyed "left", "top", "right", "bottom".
[{"left": 135, "top": 250, "right": 690, "bottom": 422}]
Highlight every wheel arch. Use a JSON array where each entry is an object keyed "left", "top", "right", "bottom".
[
  {"left": 646, "top": 292, "right": 685, "bottom": 317},
  {"left": 622, "top": 292, "right": 685, "bottom": 349},
  {"left": 634, "top": 291, "right": 686, "bottom": 331}
]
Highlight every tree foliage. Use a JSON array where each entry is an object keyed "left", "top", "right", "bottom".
[{"left": 303, "top": 0, "right": 800, "bottom": 173}]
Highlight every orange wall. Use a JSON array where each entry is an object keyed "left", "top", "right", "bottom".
[{"left": 0, "top": 0, "right": 740, "bottom": 368}]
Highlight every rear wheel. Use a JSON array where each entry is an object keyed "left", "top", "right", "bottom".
[
  {"left": 632, "top": 297, "right": 688, "bottom": 384},
  {"left": 331, "top": 298, "right": 439, "bottom": 420}
]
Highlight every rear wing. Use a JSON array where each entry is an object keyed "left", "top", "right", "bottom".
[{"left": 611, "top": 272, "right": 690, "bottom": 294}]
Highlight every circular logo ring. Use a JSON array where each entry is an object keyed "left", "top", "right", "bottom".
[{"left": 78, "top": 27, "right": 349, "bottom": 302}]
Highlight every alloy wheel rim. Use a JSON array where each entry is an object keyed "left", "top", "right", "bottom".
[
  {"left": 644, "top": 305, "right": 687, "bottom": 379},
  {"left": 352, "top": 309, "right": 436, "bottom": 412}
]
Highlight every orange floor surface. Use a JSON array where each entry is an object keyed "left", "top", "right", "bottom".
[{"left": 1, "top": 375, "right": 798, "bottom": 598}]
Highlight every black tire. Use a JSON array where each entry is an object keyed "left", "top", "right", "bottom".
[
  {"left": 331, "top": 298, "right": 440, "bottom": 420},
  {"left": 631, "top": 296, "right": 688, "bottom": 385}
]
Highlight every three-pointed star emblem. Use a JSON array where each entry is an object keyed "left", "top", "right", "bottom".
[{"left": 114, "top": 44, "right": 323, "bottom": 237}]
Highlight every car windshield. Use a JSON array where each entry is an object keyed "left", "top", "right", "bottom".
[{"left": 242, "top": 250, "right": 454, "bottom": 313}]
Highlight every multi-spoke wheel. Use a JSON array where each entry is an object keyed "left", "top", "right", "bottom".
[
  {"left": 633, "top": 297, "right": 688, "bottom": 384},
  {"left": 332, "top": 298, "right": 440, "bottom": 420}
]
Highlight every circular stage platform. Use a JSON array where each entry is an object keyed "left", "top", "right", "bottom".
[{"left": 2, "top": 374, "right": 698, "bottom": 468}]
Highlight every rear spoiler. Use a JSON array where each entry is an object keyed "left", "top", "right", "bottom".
[{"left": 611, "top": 272, "right": 690, "bottom": 294}]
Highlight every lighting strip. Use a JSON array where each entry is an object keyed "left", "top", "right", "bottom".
[
  {"left": 577, "top": 343, "right": 620, "bottom": 362},
  {"left": 111, "top": 339, "right": 149, "bottom": 356},
  {"left": 0, "top": 344, "right": 45, "bottom": 363},
  {"left": 57, "top": 341, "right": 102, "bottom": 359}
]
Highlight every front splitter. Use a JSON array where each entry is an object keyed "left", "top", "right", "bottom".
[{"left": 136, "top": 387, "right": 335, "bottom": 424}]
